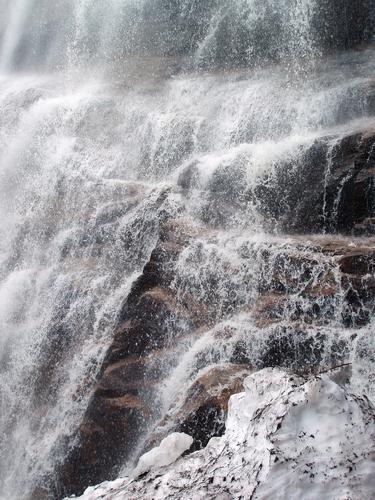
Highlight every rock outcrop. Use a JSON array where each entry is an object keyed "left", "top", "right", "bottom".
[
  {"left": 131, "top": 0, "right": 375, "bottom": 68},
  {"left": 56, "top": 220, "right": 211, "bottom": 496},
  {"left": 178, "top": 126, "right": 375, "bottom": 234},
  {"left": 254, "top": 127, "right": 375, "bottom": 234}
]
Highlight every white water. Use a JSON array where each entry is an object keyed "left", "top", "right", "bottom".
[{"left": 0, "top": 1, "right": 374, "bottom": 498}]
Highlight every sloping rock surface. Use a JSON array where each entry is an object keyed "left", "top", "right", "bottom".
[{"left": 56, "top": 221, "right": 210, "bottom": 495}]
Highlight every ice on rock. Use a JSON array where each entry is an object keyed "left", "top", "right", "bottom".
[
  {"left": 75, "top": 368, "right": 375, "bottom": 500},
  {"left": 132, "top": 432, "right": 194, "bottom": 478}
]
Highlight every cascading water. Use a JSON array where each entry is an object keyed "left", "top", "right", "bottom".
[{"left": 0, "top": 1, "right": 374, "bottom": 498}]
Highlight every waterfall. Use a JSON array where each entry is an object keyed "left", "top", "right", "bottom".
[{"left": 0, "top": 1, "right": 374, "bottom": 498}]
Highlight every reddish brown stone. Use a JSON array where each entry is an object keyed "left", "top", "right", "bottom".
[{"left": 144, "top": 364, "right": 252, "bottom": 453}]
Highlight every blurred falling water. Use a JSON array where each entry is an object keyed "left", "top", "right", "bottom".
[{"left": 0, "top": 0, "right": 374, "bottom": 498}]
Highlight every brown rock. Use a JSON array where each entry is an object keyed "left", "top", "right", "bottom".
[
  {"left": 144, "top": 364, "right": 252, "bottom": 454},
  {"left": 55, "top": 219, "right": 211, "bottom": 497},
  {"left": 338, "top": 252, "right": 375, "bottom": 275},
  {"left": 253, "top": 293, "right": 288, "bottom": 328}
]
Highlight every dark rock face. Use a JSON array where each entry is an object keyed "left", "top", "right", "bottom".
[
  {"left": 56, "top": 221, "right": 209, "bottom": 496},
  {"left": 178, "top": 127, "right": 375, "bottom": 233},
  {"left": 255, "top": 128, "right": 375, "bottom": 234},
  {"left": 314, "top": 0, "right": 374, "bottom": 50},
  {"left": 133, "top": 0, "right": 374, "bottom": 69}
]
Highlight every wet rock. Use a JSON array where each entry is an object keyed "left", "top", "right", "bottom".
[
  {"left": 254, "top": 128, "right": 375, "bottom": 234},
  {"left": 253, "top": 293, "right": 289, "bottom": 328},
  {"left": 57, "top": 393, "right": 150, "bottom": 498},
  {"left": 354, "top": 216, "right": 375, "bottom": 235},
  {"left": 107, "top": 288, "right": 196, "bottom": 361},
  {"left": 315, "top": 1, "right": 374, "bottom": 50},
  {"left": 145, "top": 364, "right": 252, "bottom": 454},
  {"left": 257, "top": 326, "right": 348, "bottom": 374},
  {"left": 56, "top": 220, "right": 210, "bottom": 497},
  {"left": 338, "top": 251, "right": 375, "bottom": 275}
]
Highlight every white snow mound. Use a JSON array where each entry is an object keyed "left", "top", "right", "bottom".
[
  {"left": 74, "top": 368, "right": 375, "bottom": 500},
  {"left": 132, "top": 432, "right": 193, "bottom": 478}
]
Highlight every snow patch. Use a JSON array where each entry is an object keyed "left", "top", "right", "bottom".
[
  {"left": 73, "top": 368, "right": 375, "bottom": 500},
  {"left": 132, "top": 432, "right": 193, "bottom": 478}
]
